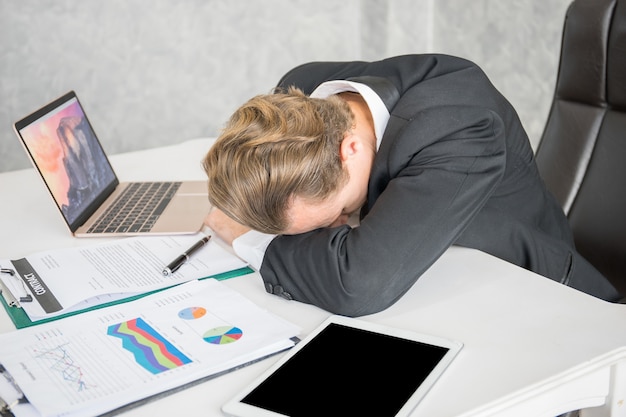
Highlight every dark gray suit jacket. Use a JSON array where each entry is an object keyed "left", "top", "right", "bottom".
[{"left": 259, "top": 54, "right": 620, "bottom": 316}]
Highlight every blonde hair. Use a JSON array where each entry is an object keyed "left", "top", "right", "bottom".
[{"left": 203, "top": 87, "right": 354, "bottom": 234}]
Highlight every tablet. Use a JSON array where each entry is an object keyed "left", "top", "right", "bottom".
[{"left": 222, "top": 315, "right": 463, "bottom": 417}]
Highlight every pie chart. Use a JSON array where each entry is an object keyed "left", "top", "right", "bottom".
[
  {"left": 178, "top": 307, "right": 206, "bottom": 320},
  {"left": 203, "top": 326, "right": 243, "bottom": 345}
]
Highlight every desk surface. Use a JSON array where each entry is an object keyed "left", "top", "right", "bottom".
[{"left": 1, "top": 138, "right": 625, "bottom": 417}]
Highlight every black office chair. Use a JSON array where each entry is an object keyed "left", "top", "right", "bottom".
[{"left": 535, "top": 0, "right": 626, "bottom": 298}]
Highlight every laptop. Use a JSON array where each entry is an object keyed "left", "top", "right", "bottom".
[{"left": 13, "top": 91, "right": 210, "bottom": 237}]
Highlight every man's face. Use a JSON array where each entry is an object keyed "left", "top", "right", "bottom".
[
  {"left": 284, "top": 190, "right": 356, "bottom": 235},
  {"left": 283, "top": 135, "right": 374, "bottom": 235}
]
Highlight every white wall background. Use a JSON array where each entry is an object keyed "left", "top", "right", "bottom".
[{"left": 0, "top": 0, "right": 571, "bottom": 173}]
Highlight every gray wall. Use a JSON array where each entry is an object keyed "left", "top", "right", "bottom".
[{"left": 1, "top": 0, "right": 571, "bottom": 173}]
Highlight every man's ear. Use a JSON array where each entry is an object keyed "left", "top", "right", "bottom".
[{"left": 339, "top": 134, "right": 359, "bottom": 162}]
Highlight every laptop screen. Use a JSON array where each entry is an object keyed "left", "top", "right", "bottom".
[{"left": 14, "top": 92, "right": 118, "bottom": 230}]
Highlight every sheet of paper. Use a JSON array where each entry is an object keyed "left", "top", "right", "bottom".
[
  {"left": 0, "top": 233, "right": 248, "bottom": 321},
  {"left": 0, "top": 279, "right": 300, "bottom": 417}
]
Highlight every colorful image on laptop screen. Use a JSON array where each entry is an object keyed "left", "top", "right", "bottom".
[{"left": 17, "top": 97, "right": 116, "bottom": 226}]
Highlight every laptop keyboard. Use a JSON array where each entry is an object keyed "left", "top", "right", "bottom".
[{"left": 87, "top": 182, "right": 182, "bottom": 234}]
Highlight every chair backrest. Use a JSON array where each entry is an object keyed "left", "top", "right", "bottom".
[{"left": 535, "top": 0, "right": 626, "bottom": 295}]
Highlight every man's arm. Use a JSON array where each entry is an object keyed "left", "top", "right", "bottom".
[
  {"left": 204, "top": 209, "right": 275, "bottom": 271},
  {"left": 204, "top": 208, "right": 250, "bottom": 245}
]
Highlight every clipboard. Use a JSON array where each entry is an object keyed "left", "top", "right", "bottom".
[
  {"left": 0, "top": 279, "right": 298, "bottom": 417},
  {"left": 0, "top": 336, "right": 295, "bottom": 417},
  {"left": 0, "top": 266, "right": 253, "bottom": 329}
]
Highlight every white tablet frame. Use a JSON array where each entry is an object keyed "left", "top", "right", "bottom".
[{"left": 222, "top": 315, "right": 463, "bottom": 417}]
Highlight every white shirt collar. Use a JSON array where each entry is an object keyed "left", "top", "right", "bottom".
[{"left": 310, "top": 80, "right": 389, "bottom": 150}]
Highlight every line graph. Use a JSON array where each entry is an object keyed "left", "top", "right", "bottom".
[{"left": 33, "top": 343, "right": 95, "bottom": 392}]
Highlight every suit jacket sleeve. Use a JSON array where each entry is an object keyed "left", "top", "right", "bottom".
[{"left": 260, "top": 55, "right": 507, "bottom": 316}]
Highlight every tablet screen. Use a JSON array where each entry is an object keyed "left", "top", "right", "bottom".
[{"left": 223, "top": 316, "right": 462, "bottom": 417}]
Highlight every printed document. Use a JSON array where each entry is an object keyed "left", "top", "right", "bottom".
[
  {"left": 0, "top": 233, "right": 248, "bottom": 322},
  {"left": 0, "top": 279, "right": 300, "bottom": 417}
]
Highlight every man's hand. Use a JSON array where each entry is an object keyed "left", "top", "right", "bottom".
[{"left": 204, "top": 208, "right": 251, "bottom": 245}]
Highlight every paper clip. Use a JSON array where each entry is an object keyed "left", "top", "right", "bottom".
[
  {"left": 0, "top": 268, "right": 32, "bottom": 307},
  {"left": 0, "top": 364, "right": 28, "bottom": 416}
]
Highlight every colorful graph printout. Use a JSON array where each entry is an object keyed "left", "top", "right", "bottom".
[
  {"left": 178, "top": 306, "right": 206, "bottom": 320},
  {"left": 203, "top": 326, "right": 243, "bottom": 345},
  {"left": 107, "top": 317, "right": 192, "bottom": 374}
]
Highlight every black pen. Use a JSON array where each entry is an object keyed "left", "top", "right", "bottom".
[{"left": 162, "top": 235, "right": 211, "bottom": 276}]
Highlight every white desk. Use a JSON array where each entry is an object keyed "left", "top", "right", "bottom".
[{"left": 1, "top": 138, "right": 625, "bottom": 417}]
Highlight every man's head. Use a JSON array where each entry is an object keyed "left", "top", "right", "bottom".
[{"left": 203, "top": 87, "right": 355, "bottom": 234}]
